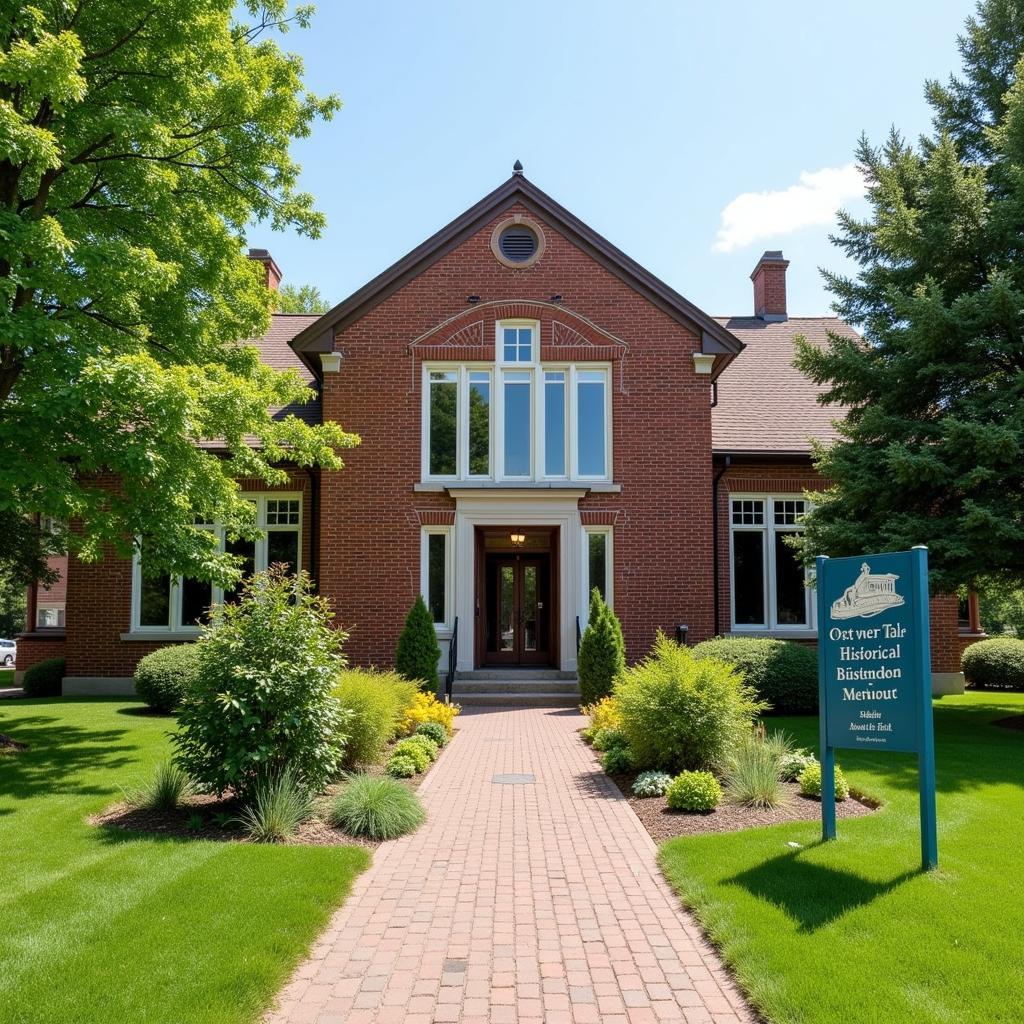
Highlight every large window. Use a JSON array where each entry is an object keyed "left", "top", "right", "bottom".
[
  {"left": 730, "top": 496, "right": 812, "bottom": 631},
  {"left": 131, "top": 494, "right": 301, "bottom": 633},
  {"left": 420, "top": 527, "right": 453, "bottom": 630},
  {"left": 422, "top": 323, "right": 611, "bottom": 483}
]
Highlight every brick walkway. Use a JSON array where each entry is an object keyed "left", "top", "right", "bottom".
[{"left": 267, "top": 707, "right": 753, "bottom": 1024}]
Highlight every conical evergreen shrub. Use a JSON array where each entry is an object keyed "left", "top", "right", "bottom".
[
  {"left": 578, "top": 588, "right": 625, "bottom": 705},
  {"left": 395, "top": 594, "right": 441, "bottom": 692}
]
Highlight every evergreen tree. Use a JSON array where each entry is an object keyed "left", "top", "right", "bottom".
[
  {"left": 395, "top": 595, "right": 441, "bottom": 692},
  {"left": 795, "top": 0, "right": 1024, "bottom": 594},
  {"left": 578, "top": 588, "right": 625, "bottom": 705}
]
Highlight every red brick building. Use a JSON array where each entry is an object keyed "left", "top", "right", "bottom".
[{"left": 18, "top": 169, "right": 979, "bottom": 694}]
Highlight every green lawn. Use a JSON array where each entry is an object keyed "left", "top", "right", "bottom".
[
  {"left": 0, "top": 667, "right": 14, "bottom": 685},
  {"left": 0, "top": 698, "right": 369, "bottom": 1024},
  {"left": 659, "top": 691, "right": 1024, "bottom": 1024}
]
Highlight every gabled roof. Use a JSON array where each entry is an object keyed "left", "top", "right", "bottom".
[
  {"left": 289, "top": 170, "right": 744, "bottom": 374},
  {"left": 711, "top": 316, "right": 857, "bottom": 456}
]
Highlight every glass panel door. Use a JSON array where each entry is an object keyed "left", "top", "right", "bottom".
[{"left": 499, "top": 563, "right": 515, "bottom": 653}]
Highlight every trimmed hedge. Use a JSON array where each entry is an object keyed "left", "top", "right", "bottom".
[
  {"left": 962, "top": 637, "right": 1024, "bottom": 690},
  {"left": 21, "top": 657, "right": 65, "bottom": 697},
  {"left": 692, "top": 636, "right": 818, "bottom": 714},
  {"left": 134, "top": 644, "right": 202, "bottom": 712}
]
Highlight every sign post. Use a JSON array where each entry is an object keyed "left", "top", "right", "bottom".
[{"left": 816, "top": 546, "right": 938, "bottom": 870}]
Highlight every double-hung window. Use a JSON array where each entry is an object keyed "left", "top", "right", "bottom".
[
  {"left": 422, "top": 321, "right": 611, "bottom": 483},
  {"left": 132, "top": 494, "right": 301, "bottom": 633},
  {"left": 729, "top": 496, "right": 813, "bottom": 631}
]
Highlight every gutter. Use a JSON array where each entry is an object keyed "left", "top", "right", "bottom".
[{"left": 711, "top": 455, "right": 732, "bottom": 636}]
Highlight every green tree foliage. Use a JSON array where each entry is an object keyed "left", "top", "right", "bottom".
[
  {"left": 275, "top": 283, "right": 330, "bottom": 313},
  {"left": 173, "top": 567, "right": 348, "bottom": 800},
  {"left": 578, "top": 588, "right": 625, "bottom": 705},
  {"left": 0, "top": 2, "right": 357, "bottom": 589},
  {"left": 395, "top": 594, "right": 441, "bottom": 692},
  {"left": 0, "top": 570, "right": 26, "bottom": 637},
  {"left": 978, "top": 580, "right": 1024, "bottom": 635},
  {"left": 794, "top": 0, "right": 1024, "bottom": 593}
]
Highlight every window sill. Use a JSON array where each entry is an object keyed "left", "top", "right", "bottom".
[
  {"left": 414, "top": 480, "right": 621, "bottom": 494},
  {"left": 727, "top": 628, "right": 818, "bottom": 640},
  {"left": 120, "top": 632, "right": 200, "bottom": 643}
]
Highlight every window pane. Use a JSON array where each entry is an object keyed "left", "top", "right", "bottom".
[
  {"left": 773, "top": 499, "right": 806, "bottom": 526},
  {"left": 732, "top": 532, "right": 765, "bottom": 625},
  {"left": 577, "top": 372, "right": 606, "bottom": 476},
  {"left": 503, "top": 372, "right": 531, "bottom": 476},
  {"left": 588, "top": 532, "right": 608, "bottom": 604},
  {"left": 503, "top": 327, "right": 518, "bottom": 362},
  {"left": 427, "top": 533, "right": 446, "bottom": 624},
  {"left": 267, "top": 530, "right": 299, "bottom": 574},
  {"left": 266, "top": 499, "right": 300, "bottom": 525},
  {"left": 224, "top": 536, "right": 256, "bottom": 603},
  {"left": 180, "top": 578, "right": 212, "bottom": 627},
  {"left": 139, "top": 569, "right": 171, "bottom": 627},
  {"left": 544, "top": 372, "right": 566, "bottom": 476},
  {"left": 774, "top": 533, "right": 807, "bottom": 625},
  {"left": 428, "top": 371, "right": 457, "bottom": 476},
  {"left": 468, "top": 372, "right": 490, "bottom": 476},
  {"left": 731, "top": 499, "right": 764, "bottom": 526}
]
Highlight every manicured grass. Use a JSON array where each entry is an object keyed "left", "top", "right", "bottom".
[
  {"left": 659, "top": 692, "right": 1024, "bottom": 1024},
  {"left": 0, "top": 667, "right": 15, "bottom": 685},
  {"left": 0, "top": 698, "right": 369, "bottom": 1024}
]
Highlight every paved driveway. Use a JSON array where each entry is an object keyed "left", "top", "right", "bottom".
[{"left": 268, "top": 706, "right": 753, "bottom": 1024}]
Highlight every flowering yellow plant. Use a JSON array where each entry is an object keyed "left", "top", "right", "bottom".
[
  {"left": 400, "top": 691, "right": 460, "bottom": 737},
  {"left": 582, "top": 695, "right": 621, "bottom": 733}
]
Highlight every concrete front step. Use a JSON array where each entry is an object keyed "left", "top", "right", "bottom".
[
  {"left": 454, "top": 679, "right": 580, "bottom": 695},
  {"left": 455, "top": 668, "right": 577, "bottom": 681},
  {"left": 451, "top": 691, "right": 580, "bottom": 708}
]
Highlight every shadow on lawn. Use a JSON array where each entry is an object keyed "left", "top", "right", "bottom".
[
  {"left": 726, "top": 847, "right": 919, "bottom": 932},
  {"left": 0, "top": 713, "right": 138, "bottom": 806}
]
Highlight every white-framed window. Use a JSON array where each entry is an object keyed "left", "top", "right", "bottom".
[
  {"left": 420, "top": 526, "right": 453, "bottom": 631},
  {"left": 729, "top": 495, "right": 813, "bottom": 632},
  {"left": 422, "top": 322, "right": 612, "bottom": 483},
  {"left": 497, "top": 319, "right": 537, "bottom": 364},
  {"left": 582, "top": 526, "right": 613, "bottom": 624},
  {"left": 131, "top": 493, "right": 302, "bottom": 633}
]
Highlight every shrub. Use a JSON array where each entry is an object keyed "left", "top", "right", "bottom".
[
  {"left": 131, "top": 761, "right": 194, "bottom": 811},
  {"left": 666, "top": 771, "right": 722, "bottom": 812},
  {"left": 21, "top": 657, "right": 64, "bottom": 697},
  {"left": 691, "top": 637, "right": 818, "bottom": 714},
  {"left": 600, "top": 743, "right": 634, "bottom": 774},
  {"left": 581, "top": 695, "right": 621, "bottom": 743},
  {"left": 414, "top": 722, "right": 448, "bottom": 748},
  {"left": 134, "top": 644, "right": 202, "bottom": 713},
  {"left": 615, "top": 632, "right": 767, "bottom": 772},
  {"left": 779, "top": 750, "right": 816, "bottom": 782},
  {"left": 395, "top": 594, "right": 441, "bottom": 692},
  {"left": 723, "top": 735, "right": 785, "bottom": 809},
  {"left": 401, "top": 733, "right": 439, "bottom": 762},
  {"left": 962, "top": 637, "right": 1024, "bottom": 690},
  {"left": 578, "top": 589, "right": 626, "bottom": 705},
  {"left": 385, "top": 754, "right": 418, "bottom": 778},
  {"left": 632, "top": 771, "right": 674, "bottom": 797},
  {"left": 173, "top": 568, "right": 349, "bottom": 802},
  {"left": 329, "top": 775, "right": 426, "bottom": 840},
  {"left": 400, "top": 691, "right": 459, "bottom": 737},
  {"left": 235, "top": 767, "right": 316, "bottom": 842},
  {"left": 333, "top": 669, "right": 419, "bottom": 767},
  {"left": 592, "top": 727, "right": 628, "bottom": 752},
  {"left": 798, "top": 760, "right": 849, "bottom": 801},
  {"left": 391, "top": 738, "right": 431, "bottom": 773}
]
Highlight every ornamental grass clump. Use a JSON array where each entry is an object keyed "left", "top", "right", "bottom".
[
  {"left": 632, "top": 771, "right": 674, "bottom": 798},
  {"left": 723, "top": 734, "right": 786, "bottom": 809},
  {"left": 333, "top": 668, "right": 419, "bottom": 767},
  {"left": 665, "top": 771, "right": 722, "bottom": 812},
  {"left": 131, "top": 761, "right": 194, "bottom": 811},
  {"left": 235, "top": 768, "right": 316, "bottom": 843},
  {"left": 173, "top": 568, "right": 349, "bottom": 803},
  {"left": 329, "top": 776, "right": 426, "bottom": 840},
  {"left": 615, "top": 632, "right": 767, "bottom": 772},
  {"left": 798, "top": 760, "right": 850, "bottom": 801}
]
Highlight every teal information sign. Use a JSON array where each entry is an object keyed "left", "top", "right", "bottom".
[{"left": 816, "top": 547, "right": 938, "bottom": 869}]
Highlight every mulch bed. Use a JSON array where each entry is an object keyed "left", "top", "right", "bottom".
[
  {"left": 992, "top": 715, "right": 1024, "bottom": 732},
  {"left": 90, "top": 732, "right": 454, "bottom": 849},
  {"left": 585, "top": 742, "right": 879, "bottom": 841},
  {"left": 0, "top": 733, "right": 28, "bottom": 752}
]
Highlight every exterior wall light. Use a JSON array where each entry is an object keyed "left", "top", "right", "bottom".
[
  {"left": 319, "top": 352, "right": 343, "bottom": 373},
  {"left": 510, "top": 532, "right": 526, "bottom": 546},
  {"left": 692, "top": 353, "right": 715, "bottom": 375}
]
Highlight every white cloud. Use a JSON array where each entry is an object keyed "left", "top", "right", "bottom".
[{"left": 712, "top": 163, "right": 866, "bottom": 253}]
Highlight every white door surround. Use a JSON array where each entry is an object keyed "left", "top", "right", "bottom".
[{"left": 448, "top": 489, "right": 586, "bottom": 672}]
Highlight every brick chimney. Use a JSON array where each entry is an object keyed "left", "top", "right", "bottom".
[
  {"left": 248, "top": 248, "right": 282, "bottom": 291},
  {"left": 750, "top": 250, "right": 789, "bottom": 321}
]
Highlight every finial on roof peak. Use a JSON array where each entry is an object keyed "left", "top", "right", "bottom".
[{"left": 513, "top": 159, "right": 523, "bottom": 174}]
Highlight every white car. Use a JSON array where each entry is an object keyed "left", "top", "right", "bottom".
[{"left": 0, "top": 639, "right": 16, "bottom": 666}]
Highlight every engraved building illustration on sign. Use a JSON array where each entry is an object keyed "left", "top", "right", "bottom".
[{"left": 830, "top": 562, "right": 904, "bottom": 620}]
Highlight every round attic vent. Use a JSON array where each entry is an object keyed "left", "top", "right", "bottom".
[{"left": 491, "top": 216, "right": 545, "bottom": 268}]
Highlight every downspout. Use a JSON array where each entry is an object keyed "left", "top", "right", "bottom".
[
  {"left": 305, "top": 466, "right": 319, "bottom": 592},
  {"left": 711, "top": 455, "right": 732, "bottom": 636}
]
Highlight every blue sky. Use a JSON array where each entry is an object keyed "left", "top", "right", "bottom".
[{"left": 264, "top": 0, "right": 975, "bottom": 318}]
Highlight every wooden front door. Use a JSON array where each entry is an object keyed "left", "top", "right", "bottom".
[{"left": 484, "top": 553, "right": 551, "bottom": 665}]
